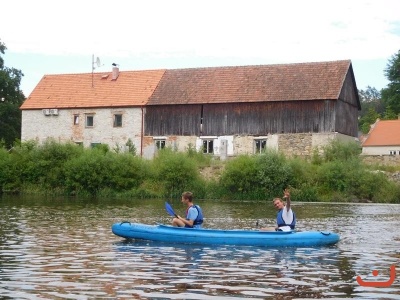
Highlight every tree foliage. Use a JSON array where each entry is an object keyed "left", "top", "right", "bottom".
[
  {"left": 0, "top": 39, "right": 25, "bottom": 148},
  {"left": 381, "top": 50, "right": 400, "bottom": 115},
  {"left": 358, "top": 50, "right": 400, "bottom": 133},
  {"left": 358, "top": 86, "right": 382, "bottom": 134},
  {"left": 359, "top": 107, "right": 380, "bottom": 134},
  {"left": 0, "top": 140, "right": 399, "bottom": 202}
]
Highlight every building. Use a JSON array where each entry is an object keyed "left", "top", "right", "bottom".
[
  {"left": 361, "top": 119, "right": 400, "bottom": 156},
  {"left": 20, "top": 67, "right": 165, "bottom": 154},
  {"left": 20, "top": 60, "right": 360, "bottom": 158}
]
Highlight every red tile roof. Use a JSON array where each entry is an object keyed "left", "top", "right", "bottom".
[
  {"left": 362, "top": 119, "right": 400, "bottom": 146},
  {"left": 21, "top": 60, "right": 353, "bottom": 109},
  {"left": 148, "top": 60, "right": 352, "bottom": 105},
  {"left": 20, "top": 69, "right": 166, "bottom": 109}
]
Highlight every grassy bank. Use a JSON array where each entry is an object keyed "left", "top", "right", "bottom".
[{"left": 1, "top": 139, "right": 399, "bottom": 203}]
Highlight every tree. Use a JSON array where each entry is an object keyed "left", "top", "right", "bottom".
[
  {"left": 359, "top": 86, "right": 381, "bottom": 103},
  {"left": 381, "top": 50, "right": 400, "bottom": 116},
  {"left": 382, "top": 105, "right": 398, "bottom": 120},
  {"left": 0, "top": 39, "right": 25, "bottom": 148},
  {"left": 359, "top": 107, "right": 380, "bottom": 134},
  {"left": 358, "top": 86, "right": 382, "bottom": 133}
]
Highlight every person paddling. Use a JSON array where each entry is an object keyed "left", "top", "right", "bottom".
[
  {"left": 260, "top": 188, "right": 296, "bottom": 231},
  {"left": 172, "top": 191, "right": 204, "bottom": 228}
]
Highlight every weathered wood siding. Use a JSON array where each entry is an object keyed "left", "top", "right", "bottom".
[
  {"left": 335, "top": 69, "right": 360, "bottom": 137},
  {"left": 335, "top": 99, "right": 359, "bottom": 136},
  {"left": 202, "top": 101, "right": 338, "bottom": 135},
  {"left": 144, "top": 105, "right": 202, "bottom": 136},
  {"left": 145, "top": 100, "right": 345, "bottom": 136},
  {"left": 338, "top": 68, "right": 360, "bottom": 109}
]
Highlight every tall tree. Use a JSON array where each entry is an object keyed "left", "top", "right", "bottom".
[
  {"left": 0, "top": 39, "right": 25, "bottom": 148},
  {"left": 359, "top": 107, "right": 380, "bottom": 134},
  {"left": 381, "top": 50, "right": 400, "bottom": 117},
  {"left": 358, "top": 86, "right": 383, "bottom": 116},
  {"left": 358, "top": 86, "right": 382, "bottom": 133}
]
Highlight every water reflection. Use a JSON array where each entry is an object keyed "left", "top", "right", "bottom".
[
  {"left": 0, "top": 196, "right": 399, "bottom": 299},
  {"left": 112, "top": 240, "right": 346, "bottom": 299}
]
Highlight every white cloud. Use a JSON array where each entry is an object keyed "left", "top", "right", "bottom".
[
  {"left": 2, "top": 0, "right": 400, "bottom": 94},
  {"left": 3, "top": 0, "right": 399, "bottom": 61}
]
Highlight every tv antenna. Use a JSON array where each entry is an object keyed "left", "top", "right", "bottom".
[{"left": 92, "top": 54, "right": 103, "bottom": 87}]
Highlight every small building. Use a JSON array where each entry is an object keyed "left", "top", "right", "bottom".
[
  {"left": 20, "top": 60, "right": 360, "bottom": 158},
  {"left": 20, "top": 67, "right": 165, "bottom": 154},
  {"left": 361, "top": 119, "right": 400, "bottom": 156}
]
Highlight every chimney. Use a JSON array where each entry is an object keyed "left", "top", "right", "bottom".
[{"left": 111, "top": 63, "right": 119, "bottom": 80}]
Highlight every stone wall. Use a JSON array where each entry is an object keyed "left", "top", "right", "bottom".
[
  {"left": 277, "top": 132, "right": 359, "bottom": 157},
  {"left": 361, "top": 155, "right": 400, "bottom": 167},
  {"left": 278, "top": 133, "right": 313, "bottom": 157}
]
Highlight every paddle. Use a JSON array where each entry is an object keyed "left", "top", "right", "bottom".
[{"left": 165, "top": 202, "right": 178, "bottom": 217}]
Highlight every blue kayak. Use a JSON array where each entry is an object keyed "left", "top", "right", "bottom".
[{"left": 111, "top": 222, "right": 340, "bottom": 247}]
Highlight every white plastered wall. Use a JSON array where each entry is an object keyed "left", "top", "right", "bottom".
[{"left": 21, "top": 108, "right": 143, "bottom": 151}]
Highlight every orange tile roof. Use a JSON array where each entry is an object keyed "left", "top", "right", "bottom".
[
  {"left": 362, "top": 119, "right": 400, "bottom": 146},
  {"left": 148, "top": 60, "right": 352, "bottom": 105},
  {"left": 21, "top": 60, "right": 354, "bottom": 109},
  {"left": 20, "top": 69, "right": 166, "bottom": 109}
]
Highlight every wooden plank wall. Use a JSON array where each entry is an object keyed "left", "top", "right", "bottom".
[
  {"left": 144, "top": 100, "right": 358, "bottom": 136},
  {"left": 144, "top": 104, "right": 202, "bottom": 136}
]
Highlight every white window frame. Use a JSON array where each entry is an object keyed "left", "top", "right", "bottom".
[
  {"left": 254, "top": 137, "right": 268, "bottom": 154},
  {"left": 202, "top": 139, "right": 214, "bottom": 154},
  {"left": 153, "top": 136, "right": 167, "bottom": 150}
]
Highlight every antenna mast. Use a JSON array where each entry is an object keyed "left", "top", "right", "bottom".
[{"left": 92, "top": 54, "right": 102, "bottom": 88}]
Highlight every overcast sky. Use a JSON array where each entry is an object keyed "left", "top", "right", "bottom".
[{"left": 2, "top": 0, "right": 400, "bottom": 96}]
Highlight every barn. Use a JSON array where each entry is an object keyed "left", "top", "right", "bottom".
[{"left": 20, "top": 60, "right": 360, "bottom": 159}]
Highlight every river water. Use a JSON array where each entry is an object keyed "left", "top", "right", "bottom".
[{"left": 0, "top": 196, "right": 399, "bottom": 299}]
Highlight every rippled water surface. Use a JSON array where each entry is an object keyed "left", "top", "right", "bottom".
[{"left": 0, "top": 196, "right": 399, "bottom": 299}]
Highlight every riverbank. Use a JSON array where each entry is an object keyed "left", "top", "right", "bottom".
[{"left": 1, "top": 139, "right": 400, "bottom": 202}]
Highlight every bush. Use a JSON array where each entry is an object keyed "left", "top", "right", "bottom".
[
  {"left": 290, "top": 186, "right": 319, "bottom": 202},
  {"left": 26, "top": 140, "right": 84, "bottom": 190},
  {"left": 321, "top": 139, "right": 361, "bottom": 162},
  {"left": 317, "top": 160, "right": 350, "bottom": 193},
  {"left": 152, "top": 148, "right": 203, "bottom": 198},
  {"left": 1, "top": 139, "right": 399, "bottom": 203},
  {"left": 219, "top": 155, "right": 258, "bottom": 195},
  {"left": 64, "top": 148, "right": 113, "bottom": 196},
  {"left": 106, "top": 153, "right": 149, "bottom": 191},
  {"left": 0, "top": 148, "right": 13, "bottom": 192},
  {"left": 255, "top": 150, "right": 293, "bottom": 198}
]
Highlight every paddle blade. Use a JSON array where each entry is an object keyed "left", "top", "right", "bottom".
[{"left": 165, "top": 202, "right": 177, "bottom": 217}]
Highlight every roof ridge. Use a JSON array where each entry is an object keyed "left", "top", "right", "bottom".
[{"left": 163, "top": 59, "right": 352, "bottom": 71}]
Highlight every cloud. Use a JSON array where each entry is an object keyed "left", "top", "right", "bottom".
[
  {"left": 3, "top": 0, "right": 400, "bottom": 62},
  {"left": 3, "top": 0, "right": 400, "bottom": 95}
]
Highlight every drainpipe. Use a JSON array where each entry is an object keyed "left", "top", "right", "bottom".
[{"left": 141, "top": 106, "right": 144, "bottom": 157}]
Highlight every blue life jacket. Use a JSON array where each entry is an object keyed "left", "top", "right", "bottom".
[
  {"left": 276, "top": 208, "right": 296, "bottom": 229},
  {"left": 185, "top": 205, "right": 203, "bottom": 228}
]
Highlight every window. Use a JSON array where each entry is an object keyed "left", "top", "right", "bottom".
[
  {"left": 254, "top": 139, "right": 267, "bottom": 154},
  {"left": 113, "top": 114, "right": 122, "bottom": 127},
  {"left": 90, "top": 143, "right": 101, "bottom": 148},
  {"left": 155, "top": 139, "right": 166, "bottom": 149},
  {"left": 75, "top": 142, "right": 83, "bottom": 147},
  {"left": 86, "top": 115, "right": 94, "bottom": 127},
  {"left": 73, "top": 115, "right": 79, "bottom": 125},
  {"left": 202, "top": 139, "right": 214, "bottom": 154}
]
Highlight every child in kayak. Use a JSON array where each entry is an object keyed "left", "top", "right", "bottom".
[{"left": 172, "top": 191, "right": 204, "bottom": 228}]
